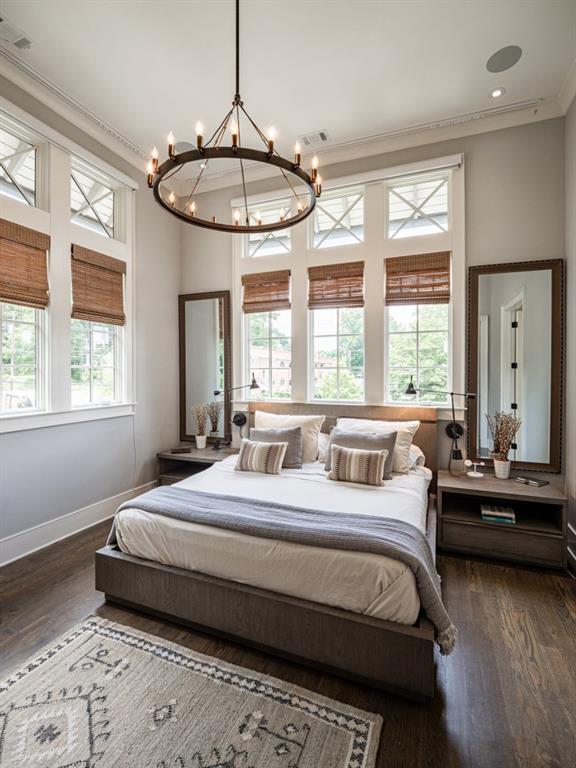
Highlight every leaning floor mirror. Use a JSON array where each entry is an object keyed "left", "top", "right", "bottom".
[
  {"left": 467, "top": 259, "right": 564, "bottom": 472},
  {"left": 179, "top": 291, "right": 232, "bottom": 444}
]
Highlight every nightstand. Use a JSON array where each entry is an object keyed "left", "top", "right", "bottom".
[
  {"left": 437, "top": 471, "right": 567, "bottom": 569},
  {"left": 157, "top": 446, "right": 238, "bottom": 486}
]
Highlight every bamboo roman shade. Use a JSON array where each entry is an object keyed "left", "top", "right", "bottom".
[
  {"left": 385, "top": 252, "right": 451, "bottom": 306},
  {"left": 242, "top": 270, "right": 291, "bottom": 313},
  {"left": 71, "top": 244, "right": 126, "bottom": 326},
  {"left": 308, "top": 261, "right": 365, "bottom": 309},
  {"left": 0, "top": 218, "right": 50, "bottom": 309}
]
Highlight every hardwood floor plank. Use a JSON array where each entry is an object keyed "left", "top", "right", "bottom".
[{"left": 1, "top": 521, "right": 575, "bottom": 767}]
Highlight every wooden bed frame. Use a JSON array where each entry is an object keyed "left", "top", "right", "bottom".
[{"left": 95, "top": 404, "right": 439, "bottom": 701}]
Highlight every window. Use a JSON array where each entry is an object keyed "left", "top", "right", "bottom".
[
  {"left": 311, "top": 308, "right": 364, "bottom": 400},
  {"left": 0, "top": 302, "right": 43, "bottom": 412},
  {"left": 0, "top": 124, "right": 36, "bottom": 206},
  {"left": 246, "top": 199, "right": 291, "bottom": 257},
  {"left": 386, "top": 304, "right": 449, "bottom": 403},
  {"left": 387, "top": 173, "right": 448, "bottom": 239},
  {"left": 71, "top": 319, "right": 121, "bottom": 406},
  {"left": 246, "top": 311, "right": 291, "bottom": 399},
  {"left": 71, "top": 161, "right": 116, "bottom": 238},
  {"left": 313, "top": 187, "right": 364, "bottom": 248}
]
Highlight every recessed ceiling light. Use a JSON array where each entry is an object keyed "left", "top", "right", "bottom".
[
  {"left": 491, "top": 87, "right": 506, "bottom": 99},
  {"left": 487, "top": 45, "right": 522, "bottom": 73}
]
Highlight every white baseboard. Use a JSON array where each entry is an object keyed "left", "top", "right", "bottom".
[{"left": 0, "top": 481, "right": 156, "bottom": 567}]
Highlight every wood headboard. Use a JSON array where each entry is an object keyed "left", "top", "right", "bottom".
[{"left": 247, "top": 402, "right": 438, "bottom": 473}]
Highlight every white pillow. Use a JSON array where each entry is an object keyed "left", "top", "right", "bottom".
[
  {"left": 254, "top": 412, "right": 326, "bottom": 463},
  {"left": 317, "top": 431, "right": 331, "bottom": 464},
  {"left": 335, "top": 418, "right": 420, "bottom": 474},
  {"left": 409, "top": 444, "right": 426, "bottom": 469}
]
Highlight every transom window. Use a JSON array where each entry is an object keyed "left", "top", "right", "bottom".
[
  {"left": 246, "top": 200, "right": 291, "bottom": 257},
  {"left": 246, "top": 311, "right": 291, "bottom": 400},
  {"left": 0, "top": 125, "right": 36, "bottom": 206},
  {"left": 71, "top": 162, "right": 116, "bottom": 238},
  {"left": 313, "top": 187, "right": 364, "bottom": 249},
  {"left": 0, "top": 302, "right": 42, "bottom": 412},
  {"left": 71, "top": 319, "right": 121, "bottom": 406},
  {"left": 386, "top": 304, "right": 449, "bottom": 403},
  {"left": 387, "top": 173, "right": 449, "bottom": 239},
  {"left": 311, "top": 308, "right": 364, "bottom": 401}
]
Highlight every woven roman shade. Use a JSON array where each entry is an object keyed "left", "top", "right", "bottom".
[
  {"left": 0, "top": 218, "right": 50, "bottom": 309},
  {"left": 308, "top": 261, "right": 365, "bottom": 309},
  {"left": 71, "top": 244, "right": 126, "bottom": 326},
  {"left": 242, "top": 270, "right": 291, "bottom": 313},
  {"left": 385, "top": 252, "right": 451, "bottom": 306}
]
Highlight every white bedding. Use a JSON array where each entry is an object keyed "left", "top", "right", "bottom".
[{"left": 115, "top": 456, "right": 432, "bottom": 625}]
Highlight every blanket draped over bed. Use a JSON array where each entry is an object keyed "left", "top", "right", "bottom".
[{"left": 110, "top": 486, "right": 457, "bottom": 654}]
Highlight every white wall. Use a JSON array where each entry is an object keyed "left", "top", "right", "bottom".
[
  {"left": 180, "top": 119, "right": 565, "bottom": 466},
  {"left": 0, "top": 77, "right": 182, "bottom": 562},
  {"left": 565, "top": 96, "right": 576, "bottom": 565}
]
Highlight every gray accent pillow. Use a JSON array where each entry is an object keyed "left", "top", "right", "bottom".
[
  {"left": 324, "top": 429, "right": 397, "bottom": 479},
  {"left": 249, "top": 426, "right": 303, "bottom": 468}
]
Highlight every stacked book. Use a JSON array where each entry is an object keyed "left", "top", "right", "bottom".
[{"left": 480, "top": 504, "right": 516, "bottom": 524}]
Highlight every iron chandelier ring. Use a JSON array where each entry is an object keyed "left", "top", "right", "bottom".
[{"left": 152, "top": 146, "right": 318, "bottom": 233}]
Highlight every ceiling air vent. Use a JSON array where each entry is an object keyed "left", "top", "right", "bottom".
[
  {"left": 0, "top": 16, "right": 33, "bottom": 51},
  {"left": 297, "top": 130, "right": 330, "bottom": 148}
]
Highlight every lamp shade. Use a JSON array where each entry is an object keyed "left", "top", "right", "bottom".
[{"left": 405, "top": 376, "right": 418, "bottom": 396}]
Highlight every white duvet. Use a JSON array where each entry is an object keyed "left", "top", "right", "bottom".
[{"left": 115, "top": 456, "right": 432, "bottom": 625}]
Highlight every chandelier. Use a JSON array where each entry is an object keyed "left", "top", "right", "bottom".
[{"left": 146, "top": 0, "right": 321, "bottom": 234}]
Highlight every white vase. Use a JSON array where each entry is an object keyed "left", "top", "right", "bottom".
[
  {"left": 493, "top": 458, "right": 511, "bottom": 479},
  {"left": 195, "top": 435, "right": 207, "bottom": 449}
]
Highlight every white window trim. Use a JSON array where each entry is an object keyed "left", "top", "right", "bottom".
[
  {"left": 232, "top": 154, "right": 465, "bottom": 418},
  {"left": 0, "top": 101, "right": 136, "bottom": 433}
]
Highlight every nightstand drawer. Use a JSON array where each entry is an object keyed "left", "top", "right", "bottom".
[{"left": 441, "top": 520, "right": 564, "bottom": 567}]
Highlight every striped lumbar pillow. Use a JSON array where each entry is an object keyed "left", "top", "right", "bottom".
[
  {"left": 235, "top": 438, "right": 288, "bottom": 475},
  {"left": 328, "top": 444, "right": 388, "bottom": 486}
]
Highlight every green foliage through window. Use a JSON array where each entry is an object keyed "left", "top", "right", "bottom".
[
  {"left": 1, "top": 302, "right": 40, "bottom": 411},
  {"left": 312, "top": 307, "right": 364, "bottom": 401},
  {"left": 247, "top": 310, "right": 291, "bottom": 400}
]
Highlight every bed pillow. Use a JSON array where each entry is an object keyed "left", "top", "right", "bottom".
[
  {"left": 317, "top": 431, "right": 331, "bottom": 464},
  {"left": 249, "top": 426, "right": 303, "bottom": 468},
  {"left": 328, "top": 445, "right": 388, "bottom": 487},
  {"left": 336, "top": 418, "right": 420, "bottom": 474},
  {"left": 324, "top": 428, "right": 397, "bottom": 479},
  {"left": 409, "top": 444, "right": 426, "bottom": 469},
  {"left": 254, "top": 411, "right": 326, "bottom": 463},
  {"left": 235, "top": 438, "right": 288, "bottom": 475}
]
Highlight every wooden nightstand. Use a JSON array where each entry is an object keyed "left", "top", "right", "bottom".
[
  {"left": 157, "top": 446, "right": 238, "bottom": 486},
  {"left": 437, "top": 471, "right": 567, "bottom": 569}
]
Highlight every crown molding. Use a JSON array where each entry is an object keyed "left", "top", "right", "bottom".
[
  {"left": 0, "top": 45, "right": 147, "bottom": 171},
  {"left": 0, "top": 43, "right": 566, "bottom": 193},
  {"left": 558, "top": 54, "right": 576, "bottom": 114}
]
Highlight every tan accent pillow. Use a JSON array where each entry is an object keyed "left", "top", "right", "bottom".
[
  {"left": 234, "top": 438, "right": 288, "bottom": 475},
  {"left": 328, "top": 445, "right": 388, "bottom": 487},
  {"left": 336, "top": 418, "right": 420, "bottom": 474},
  {"left": 254, "top": 411, "right": 326, "bottom": 463}
]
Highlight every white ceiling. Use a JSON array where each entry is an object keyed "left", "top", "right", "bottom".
[{"left": 1, "top": 0, "right": 575, "bottom": 174}]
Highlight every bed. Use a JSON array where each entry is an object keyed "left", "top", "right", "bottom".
[{"left": 95, "top": 403, "right": 440, "bottom": 701}]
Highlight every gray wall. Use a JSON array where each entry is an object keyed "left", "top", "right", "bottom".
[
  {"left": 179, "top": 119, "right": 566, "bottom": 468},
  {"left": 566, "top": 96, "right": 576, "bottom": 558},
  {"left": 0, "top": 77, "right": 182, "bottom": 541}
]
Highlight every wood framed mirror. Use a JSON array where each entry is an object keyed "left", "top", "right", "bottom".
[
  {"left": 467, "top": 259, "right": 564, "bottom": 473},
  {"left": 179, "top": 291, "right": 232, "bottom": 444}
]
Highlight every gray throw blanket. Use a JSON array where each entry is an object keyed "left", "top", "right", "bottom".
[{"left": 111, "top": 486, "right": 457, "bottom": 655}]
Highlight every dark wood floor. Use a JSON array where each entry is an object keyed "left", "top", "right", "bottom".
[{"left": 1, "top": 521, "right": 575, "bottom": 768}]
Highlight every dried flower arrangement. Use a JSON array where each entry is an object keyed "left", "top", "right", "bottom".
[
  {"left": 193, "top": 403, "right": 209, "bottom": 436},
  {"left": 208, "top": 400, "right": 223, "bottom": 433},
  {"left": 486, "top": 411, "right": 522, "bottom": 461}
]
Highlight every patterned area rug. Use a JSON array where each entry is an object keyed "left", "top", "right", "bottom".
[{"left": 0, "top": 617, "right": 382, "bottom": 767}]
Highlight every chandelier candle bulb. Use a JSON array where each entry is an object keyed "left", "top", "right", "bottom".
[
  {"left": 280, "top": 208, "right": 285, "bottom": 222},
  {"left": 233, "top": 209, "right": 241, "bottom": 225},
  {"left": 311, "top": 155, "right": 319, "bottom": 182},
  {"left": 256, "top": 211, "right": 262, "bottom": 226},
  {"left": 294, "top": 142, "right": 301, "bottom": 165},
  {"left": 167, "top": 131, "right": 176, "bottom": 159},
  {"left": 195, "top": 121, "right": 204, "bottom": 150},
  {"left": 267, "top": 127, "right": 277, "bottom": 154},
  {"left": 151, "top": 146, "right": 159, "bottom": 172},
  {"left": 189, "top": 201, "right": 196, "bottom": 217},
  {"left": 230, "top": 120, "right": 239, "bottom": 149},
  {"left": 146, "top": 161, "right": 154, "bottom": 188},
  {"left": 315, "top": 174, "right": 322, "bottom": 196},
  {"left": 168, "top": 190, "right": 176, "bottom": 206}
]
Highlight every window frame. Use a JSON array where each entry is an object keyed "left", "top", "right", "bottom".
[
  {"left": 310, "top": 185, "right": 365, "bottom": 251},
  {"left": 244, "top": 309, "right": 292, "bottom": 401},
  {"left": 70, "top": 319, "right": 124, "bottom": 408},
  {"left": 385, "top": 171, "right": 450, "bottom": 241},
  {"left": 0, "top": 117, "right": 39, "bottom": 209},
  {"left": 309, "top": 306, "right": 365, "bottom": 403},
  {"left": 0, "top": 102, "right": 137, "bottom": 434},
  {"left": 0, "top": 301, "right": 47, "bottom": 414}
]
